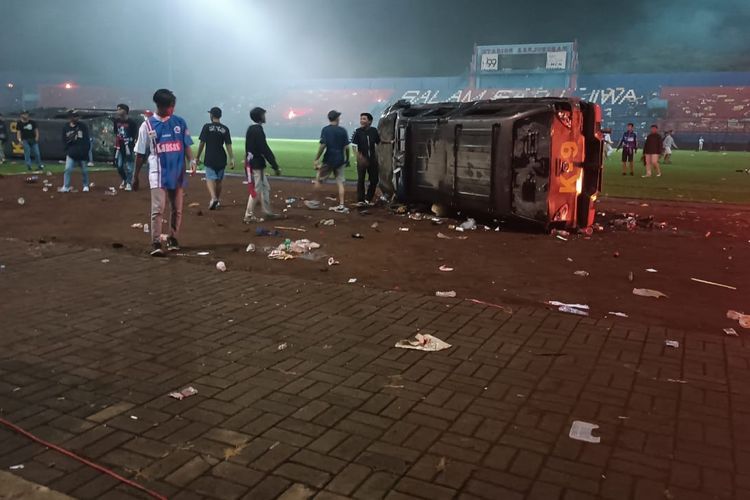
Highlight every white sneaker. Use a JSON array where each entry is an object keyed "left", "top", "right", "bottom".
[
  {"left": 119, "top": 181, "right": 126, "bottom": 189},
  {"left": 58, "top": 186, "right": 72, "bottom": 193},
  {"left": 82, "top": 186, "right": 90, "bottom": 192},
  {"left": 124, "top": 183, "right": 132, "bottom": 191}
]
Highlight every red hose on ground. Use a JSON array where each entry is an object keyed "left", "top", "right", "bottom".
[{"left": 0, "top": 416, "right": 168, "bottom": 500}]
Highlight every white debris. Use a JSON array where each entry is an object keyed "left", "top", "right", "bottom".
[
  {"left": 569, "top": 420, "right": 601, "bottom": 443},
  {"left": 395, "top": 333, "right": 451, "bottom": 352}
]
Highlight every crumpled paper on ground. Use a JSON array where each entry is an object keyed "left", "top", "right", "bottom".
[
  {"left": 395, "top": 333, "right": 451, "bottom": 352},
  {"left": 727, "top": 310, "right": 750, "bottom": 329}
]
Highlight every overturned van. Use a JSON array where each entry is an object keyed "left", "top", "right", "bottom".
[{"left": 376, "top": 98, "right": 604, "bottom": 229}]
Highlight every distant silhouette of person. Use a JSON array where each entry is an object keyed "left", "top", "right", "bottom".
[
  {"left": 643, "top": 124, "right": 663, "bottom": 177},
  {"left": 616, "top": 123, "right": 637, "bottom": 175},
  {"left": 662, "top": 130, "right": 677, "bottom": 164},
  {"left": 698, "top": 136, "right": 704, "bottom": 151}
]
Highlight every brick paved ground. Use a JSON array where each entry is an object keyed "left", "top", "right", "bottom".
[{"left": 1, "top": 237, "right": 748, "bottom": 500}]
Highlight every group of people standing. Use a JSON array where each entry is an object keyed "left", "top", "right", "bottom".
[{"left": 603, "top": 123, "right": 679, "bottom": 177}]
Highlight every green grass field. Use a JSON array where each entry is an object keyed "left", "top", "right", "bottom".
[{"left": 3, "top": 139, "right": 748, "bottom": 203}]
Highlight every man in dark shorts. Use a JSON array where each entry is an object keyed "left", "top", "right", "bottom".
[
  {"left": 616, "top": 122, "right": 637, "bottom": 176},
  {"left": 196, "top": 107, "right": 234, "bottom": 210},
  {"left": 313, "top": 110, "right": 350, "bottom": 211}
]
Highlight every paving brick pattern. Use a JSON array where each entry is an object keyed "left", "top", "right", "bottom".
[{"left": 0, "top": 238, "right": 748, "bottom": 499}]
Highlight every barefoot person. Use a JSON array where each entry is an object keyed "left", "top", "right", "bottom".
[
  {"left": 132, "top": 89, "right": 196, "bottom": 256},
  {"left": 196, "top": 107, "right": 234, "bottom": 210},
  {"left": 643, "top": 124, "right": 663, "bottom": 178},
  {"left": 60, "top": 110, "right": 91, "bottom": 192},
  {"left": 244, "top": 107, "right": 281, "bottom": 223},
  {"left": 313, "top": 110, "right": 350, "bottom": 211},
  {"left": 616, "top": 123, "right": 637, "bottom": 176}
]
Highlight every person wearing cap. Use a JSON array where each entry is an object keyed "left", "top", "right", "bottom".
[
  {"left": 133, "top": 89, "right": 196, "bottom": 257},
  {"left": 196, "top": 107, "right": 234, "bottom": 210},
  {"left": 313, "top": 110, "right": 350, "bottom": 211},
  {"left": 113, "top": 104, "right": 138, "bottom": 190},
  {"left": 60, "top": 110, "right": 91, "bottom": 192},
  {"left": 16, "top": 111, "right": 44, "bottom": 171},
  {"left": 244, "top": 106, "right": 281, "bottom": 223}
]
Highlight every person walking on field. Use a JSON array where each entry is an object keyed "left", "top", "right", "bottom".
[
  {"left": 133, "top": 89, "right": 196, "bottom": 257},
  {"left": 616, "top": 122, "right": 637, "bottom": 176},
  {"left": 351, "top": 112, "right": 382, "bottom": 206},
  {"left": 244, "top": 107, "right": 281, "bottom": 223},
  {"left": 16, "top": 111, "right": 44, "bottom": 171},
  {"left": 643, "top": 124, "right": 663, "bottom": 178},
  {"left": 196, "top": 107, "right": 234, "bottom": 210},
  {"left": 662, "top": 130, "right": 677, "bottom": 164},
  {"left": 313, "top": 110, "right": 350, "bottom": 212}
]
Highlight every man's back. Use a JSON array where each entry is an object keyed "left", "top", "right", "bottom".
[
  {"left": 320, "top": 124, "right": 349, "bottom": 166},
  {"left": 199, "top": 122, "right": 231, "bottom": 168}
]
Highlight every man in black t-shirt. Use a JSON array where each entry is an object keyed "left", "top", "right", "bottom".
[
  {"left": 113, "top": 103, "right": 138, "bottom": 191},
  {"left": 196, "top": 107, "right": 234, "bottom": 210},
  {"left": 351, "top": 112, "right": 390, "bottom": 205},
  {"left": 244, "top": 107, "right": 281, "bottom": 222},
  {"left": 60, "top": 110, "right": 91, "bottom": 192},
  {"left": 16, "top": 111, "right": 44, "bottom": 171}
]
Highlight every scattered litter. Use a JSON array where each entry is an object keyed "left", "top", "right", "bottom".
[
  {"left": 566, "top": 257, "right": 573, "bottom": 262},
  {"left": 573, "top": 270, "right": 589, "bottom": 277},
  {"left": 303, "top": 200, "right": 321, "bottom": 209},
  {"left": 269, "top": 441, "right": 280, "bottom": 450},
  {"left": 467, "top": 298, "right": 513, "bottom": 314},
  {"left": 351, "top": 233, "right": 364, "bottom": 239},
  {"left": 130, "top": 223, "right": 143, "bottom": 229},
  {"left": 632, "top": 288, "right": 668, "bottom": 299},
  {"left": 327, "top": 257, "right": 340, "bottom": 266},
  {"left": 546, "top": 301, "right": 589, "bottom": 316},
  {"left": 275, "top": 226, "right": 306, "bottom": 232},
  {"left": 143, "top": 224, "right": 149, "bottom": 234},
  {"left": 439, "top": 265, "right": 454, "bottom": 272},
  {"left": 216, "top": 261, "right": 227, "bottom": 272},
  {"left": 325, "top": 196, "right": 337, "bottom": 201},
  {"left": 399, "top": 227, "right": 410, "bottom": 232},
  {"left": 348, "top": 278, "right": 357, "bottom": 284},
  {"left": 130, "top": 415, "right": 138, "bottom": 420},
  {"left": 556, "top": 235, "right": 568, "bottom": 241},
  {"left": 188, "top": 202, "right": 200, "bottom": 208},
  {"left": 395, "top": 333, "right": 452, "bottom": 352},
  {"left": 408, "top": 213, "right": 423, "bottom": 221},
  {"left": 551, "top": 229, "right": 570, "bottom": 238},
  {"left": 665, "top": 340, "right": 680, "bottom": 348},
  {"left": 608, "top": 312, "right": 629, "bottom": 318},
  {"left": 277, "top": 343, "right": 288, "bottom": 351},
  {"left": 371, "top": 222, "right": 379, "bottom": 229},
  {"left": 196, "top": 251, "right": 210, "bottom": 256},
  {"left": 690, "top": 277, "right": 736, "bottom": 290},
  {"left": 727, "top": 310, "right": 750, "bottom": 329},
  {"left": 436, "top": 457, "right": 447, "bottom": 473},
  {"left": 256, "top": 227, "right": 282, "bottom": 237},
  {"left": 168, "top": 386, "right": 198, "bottom": 400},
  {"left": 666, "top": 378, "right": 687, "bottom": 384},
  {"left": 645, "top": 268, "right": 658, "bottom": 273},
  {"left": 275, "top": 239, "right": 320, "bottom": 255},
  {"left": 456, "top": 236, "right": 468, "bottom": 240},
  {"left": 613, "top": 251, "right": 620, "bottom": 258},
  {"left": 436, "top": 232, "right": 451, "bottom": 239},
  {"left": 435, "top": 290, "right": 457, "bottom": 298},
  {"left": 268, "top": 249, "right": 294, "bottom": 260},
  {"left": 100, "top": 259, "right": 110, "bottom": 264},
  {"left": 104, "top": 187, "right": 117, "bottom": 196},
  {"left": 25, "top": 176, "right": 39, "bottom": 184},
  {"left": 431, "top": 203, "right": 448, "bottom": 217},
  {"left": 628, "top": 271, "right": 634, "bottom": 282},
  {"left": 17, "top": 197, "right": 25, "bottom": 205},
  {"left": 459, "top": 218, "right": 476, "bottom": 231},
  {"left": 319, "top": 219, "right": 335, "bottom": 226},
  {"left": 9, "top": 465, "right": 24, "bottom": 470},
  {"left": 246, "top": 243, "right": 256, "bottom": 253},
  {"left": 724, "top": 328, "right": 738, "bottom": 336},
  {"left": 705, "top": 231, "right": 711, "bottom": 238},
  {"left": 285, "top": 197, "right": 297, "bottom": 204},
  {"left": 569, "top": 420, "right": 601, "bottom": 443}
]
